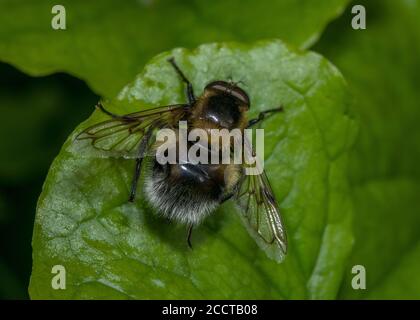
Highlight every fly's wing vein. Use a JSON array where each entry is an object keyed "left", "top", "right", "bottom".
[
  {"left": 235, "top": 137, "right": 287, "bottom": 262},
  {"left": 74, "top": 103, "right": 188, "bottom": 158}
]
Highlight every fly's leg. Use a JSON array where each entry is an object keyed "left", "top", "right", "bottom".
[
  {"left": 247, "top": 106, "right": 284, "bottom": 128},
  {"left": 220, "top": 171, "right": 246, "bottom": 204},
  {"left": 129, "top": 158, "right": 144, "bottom": 202},
  {"left": 187, "top": 224, "right": 193, "bottom": 249},
  {"left": 129, "top": 127, "right": 154, "bottom": 202},
  {"left": 168, "top": 57, "right": 196, "bottom": 105},
  {"left": 95, "top": 101, "right": 135, "bottom": 121},
  {"left": 219, "top": 192, "right": 234, "bottom": 204}
]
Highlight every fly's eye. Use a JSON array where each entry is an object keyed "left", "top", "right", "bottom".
[
  {"left": 230, "top": 85, "right": 250, "bottom": 108},
  {"left": 205, "top": 80, "right": 250, "bottom": 108},
  {"left": 205, "top": 81, "right": 230, "bottom": 93}
]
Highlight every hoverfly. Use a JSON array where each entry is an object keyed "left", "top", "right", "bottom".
[{"left": 76, "top": 58, "right": 287, "bottom": 262}]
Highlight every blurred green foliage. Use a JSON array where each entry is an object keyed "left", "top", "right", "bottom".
[
  {"left": 315, "top": 0, "right": 420, "bottom": 298},
  {"left": 0, "top": 0, "right": 419, "bottom": 299},
  {"left": 0, "top": 0, "right": 349, "bottom": 96}
]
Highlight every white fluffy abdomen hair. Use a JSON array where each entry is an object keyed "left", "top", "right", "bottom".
[{"left": 144, "top": 171, "right": 220, "bottom": 225}]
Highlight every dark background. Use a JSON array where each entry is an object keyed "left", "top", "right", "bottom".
[{"left": 0, "top": 63, "right": 98, "bottom": 298}]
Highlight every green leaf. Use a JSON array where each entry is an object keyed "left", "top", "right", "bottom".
[
  {"left": 0, "top": 0, "right": 350, "bottom": 96},
  {"left": 349, "top": 180, "right": 420, "bottom": 299},
  {"left": 29, "top": 40, "right": 357, "bottom": 299},
  {"left": 315, "top": 0, "right": 420, "bottom": 298}
]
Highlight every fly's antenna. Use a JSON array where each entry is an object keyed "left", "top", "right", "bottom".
[
  {"left": 227, "top": 75, "right": 247, "bottom": 88},
  {"left": 234, "top": 79, "right": 247, "bottom": 87}
]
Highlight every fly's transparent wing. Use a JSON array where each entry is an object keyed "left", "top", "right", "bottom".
[
  {"left": 73, "top": 103, "right": 188, "bottom": 159},
  {"left": 235, "top": 137, "right": 287, "bottom": 262}
]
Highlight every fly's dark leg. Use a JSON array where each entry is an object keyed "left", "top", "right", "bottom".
[
  {"left": 129, "top": 158, "right": 143, "bottom": 202},
  {"left": 221, "top": 173, "right": 245, "bottom": 204},
  {"left": 168, "top": 57, "right": 196, "bottom": 105},
  {"left": 187, "top": 224, "right": 193, "bottom": 249},
  {"left": 247, "top": 106, "right": 283, "bottom": 128},
  {"left": 129, "top": 127, "right": 154, "bottom": 202},
  {"left": 96, "top": 102, "right": 134, "bottom": 121},
  {"left": 219, "top": 192, "right": 234, "bottom": 204}
]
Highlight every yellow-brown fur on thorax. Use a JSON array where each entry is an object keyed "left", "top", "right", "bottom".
[{"left": 189, "top": 88, "right": 249, "bottom": 132}]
